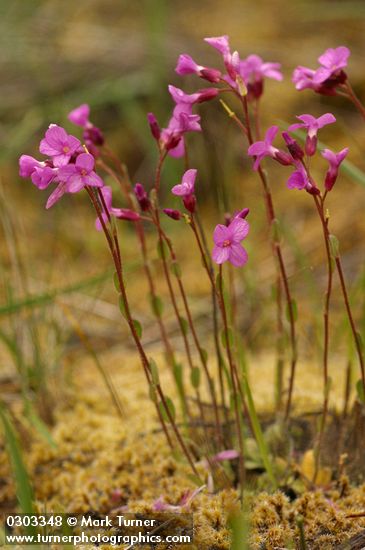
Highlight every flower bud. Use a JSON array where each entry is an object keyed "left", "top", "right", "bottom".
[
  {"left": 305, "top": 135, "right": 317, "bottom": 157},
  {"left": 163, "top": 208, "right": 182, "bottom": 220},
  {"left": 273, "top": 150, "right": 293, "bottom": 166},
  {"left": 147, "top": 112, "right": 161, "bottom": 141},
  {"left": 116, "top": 209, "right": 140, "bottom": 221},
  {"left": 282, "top": 132, "right": 304, "bottom": 160},
  {"left": 83, "top": 126, "right": 104, "bottom": 146},
  {"left": 199, "top": 67, "right": 222, "bottom": 83},
  {"left": 134, "top": 183, "right": 150, "bottom": 211}
]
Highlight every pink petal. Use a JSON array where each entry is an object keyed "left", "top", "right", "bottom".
[
  {"left": 45, "top": 124, "right": 68, "bottom": 148},
  {"left": 248, "top": 141, "right": 267, "bottom": 156},
  {"left": 213, "top": 449, "right": 240, "bottom": 462},
  {"left": 212, "top": 245, "right": 230, "bottom": 264},
  {"left": 228, "top": 244, "right": 248, "bottom": 267},
  {"left": 67, "top": 174, "right": 84, "bottom": 193},
  {"left": 68, "top": 104, "right": 90, "bottom": 127},
  {"left": 46, "top": 183, "right": 67, "bottom": 209},
  {"left": 229, "top": 218, "right": 250, "bottom": 242},
  {"left": 265, "top": 125, "right": 279, "bottom": 144},
  {"left": 76, "top": 152, "right": 94, "bottom": 172},
  {"left": 213, "top": 224, "right": 229, "bottom": 246},
  {"left": 39, "top": 139, "right": 60, "bottom": 157},
  {"left": 316, "top": 113, "right": 336, "bottom": 128},
  {"left": 85, "top": 171, "right": 103, "bottom": 187}
]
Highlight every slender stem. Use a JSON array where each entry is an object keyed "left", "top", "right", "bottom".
[
  {"left": 96, "top": 158, "right": 180, "bottom": 394},
  {"left": 312, "top": 194, "right": 333, "bottom": 479},
  {"left": 230, "top": 92, "right": 298, "bottom": 420},
  {"left": 86, "top": 186, "right": 200, "bottom": 476},
  {"left": 343, "top": 80, "right": 365, "bottom": 121},
  {"left": 156, "top": 219, "right": 223, "bottom": 445}
]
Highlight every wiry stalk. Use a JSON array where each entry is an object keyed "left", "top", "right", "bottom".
[{"left": 86, "top": 186, "right": 200, "bottom": 477}]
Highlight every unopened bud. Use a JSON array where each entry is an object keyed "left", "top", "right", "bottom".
[
  {"left": 282, "top": 131, "right": 304, "bottom": 160},
  {"left": 163, "top": 208, "right": 182, "bottom": 220},
  {"left": 147, "top": 113, "right": 161, "bottom": 141}
]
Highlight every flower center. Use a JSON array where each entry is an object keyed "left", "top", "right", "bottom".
[
  {"left": 63, "top": 146, "right": 70, "bottom": 153},
  {"left": 223, "top": 239, "right": 231, "bottom": 247},
  {"left": 81, "top": 169, "right": 87, "bottom": 176}
]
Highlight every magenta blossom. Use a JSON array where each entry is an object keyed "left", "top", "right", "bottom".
[
  {"left": 212, "top": 218, "right": 249, "bottom": 267},
  {"left": 95, "top": 186, "right": 140, "bottom": 231},
  {"left": 163, "top": 208, "right": 182, "bottom": 221},
  {"left": 286, "top": 166, "right": 310, "bottom": 191},
  {"left": 171, "top": 168, "right": 197, "bottom": 197},
  {"left": 39, "top": 125, "right": 81, "bottom": 167},
  {"left": 19, "top": 155, "right": 56, "bottom": 189},
  {"left": 175, "top": 54, "right": 222, "bottom": 83},
  {"left": 67, "top": 104, "right": 91, "bottom": 128},
  {"left": 204, "top": 34, "right": 240, "bottom": 81},
  {"left": 314, "top": 47, "right": 350, "bottom": 84},
  {"left": 172, "top": 168, "right": 197, "bottom": 212},
  {"left": 292, "top": 46, "right": 350, "bottom": 94},
  {"left": 239, "top": 54, "right": 282, "bottom": 99},
  {"left": 288, "top": 113, "right": 336, "bottom": 156},
  {"left": 321, "top": 147, "right": 349, "bottom": 191},
  {"left": 248, "top": 126, "right": 292, "bottom": 170},
  {"left": 168, "top": 85, "right": 218, "bottom": 106},
  {"left": 58, "top": 153, "right": 103, "bottom": 192}
]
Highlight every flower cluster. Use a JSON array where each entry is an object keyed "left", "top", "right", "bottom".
[
  {"left": 176, "top": 34, "right": 282, "bottom": 100},
  {"left": 147, "top": 85, "right": 217, "bottom": 158},
  {"left": 247, "top": 113, "right": 348, "bottom": 193},
  {"left": 19, "top": 109, "right": 140, "bottom": 227},
  {"left": 292, "top": 46, "right": 350, "bottom": 95}
]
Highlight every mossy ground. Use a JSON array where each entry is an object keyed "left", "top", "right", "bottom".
[{"left": 2, "top": 347, "right": 365, "bottom": 549}]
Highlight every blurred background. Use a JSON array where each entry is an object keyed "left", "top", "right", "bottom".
[{"left": 1, "top": 0, "right": 365, "bottom": 414}]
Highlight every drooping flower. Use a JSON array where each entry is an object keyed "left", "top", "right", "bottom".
[
  {"left": 286, "top": 163, "right": 319, "bottom": 194},
  {"left": 95, "top": 186, "right": 140, "bottom": 231},
  {"left": 171, "top": 168, "right": 197, "bottom": 197},
  {"left": 168, "top": 85, "right": 218, "bottom": 106},
  {"left": 57, "top": 153, "right": 103, "bottom": 192},
  {"left": 19, "top": 155, "right": 57, "bottom": 189},
  {"left": 212, "top": 217, "right": 249, "bottom": 267},
  {"left": 321, "top": 147, "right": 349, "bottom": 191},
  {"left": 288, "top": 113, "right": 336, "bottom": 156},
  {"left": 67, "top": 104, "right": 91, "bottom": 128},
  {"left": 247, "top": 126, "right": 292, "bottom": 170},
  {"left": 153, "top": 485, "right": 206, "bottom": 512},
  {"left": 39, "top": 124, "right": 81, "bottom": 167},
  {"left": 172, "top": 168, "right": 197, "bottom": 212},
  {"left": 175, "top": 54, "right": 222, "bottom": 83}
]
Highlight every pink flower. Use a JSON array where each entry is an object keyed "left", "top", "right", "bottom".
[
  {"left": 286, "top": 166, "right": 310, "bottom": 190},
  {"left": 212, "top": 218, "right": 249, "bottom": 267},
  {"left": 288, "top": 113, "right": 336, "bottom": 156},
  {"left": 168, "top": 85, "right": 218, "bottom": 105},
  {"left": 248, "top": 126, "right": 292, "bottom": 170},
  {"left": 205, "top": 34, "right": 239, "bottom": 80},
  {"left": 95, "top": 186, "right": 140, "bottom": 231},
  {"left": 314, "top": 46, "right": 350, "bottom": 84},
  {"left": 292, "top": 46, "right": 350, "bottom": 95},
  {"left": 39, "top": 124, "right": 81, "bottom": 167},
  {"left": 58, "top": 153, "right": 103, "bottom": 192},
  {"left": 67, "top": 104, "right": 90, "bottom": 128},
  {"left": 321, "top": 147, "right": 349, "bottom": 191},
  {"left": 19, "top": 155, "right": 44, "bottom": 178},
  {"left": 175, "top": 54, "right": 221, "bottom": 83},
  {"left": 239, "top": 54, "right": 282, "bottom": 99},
  {"left": 171, "top": 168, "right": 197, "bottom": 197},
  {"left": 19, "top": 155, "right": 57, "bottom": 189}
]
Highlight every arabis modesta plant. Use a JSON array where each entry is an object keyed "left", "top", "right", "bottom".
[{"left": 19, "top": 35, "right": 365, "bottom": 500}]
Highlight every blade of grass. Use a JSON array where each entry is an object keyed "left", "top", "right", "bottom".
[{"left": 0, "top": 402, "right": 35, "bottom": 523}]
